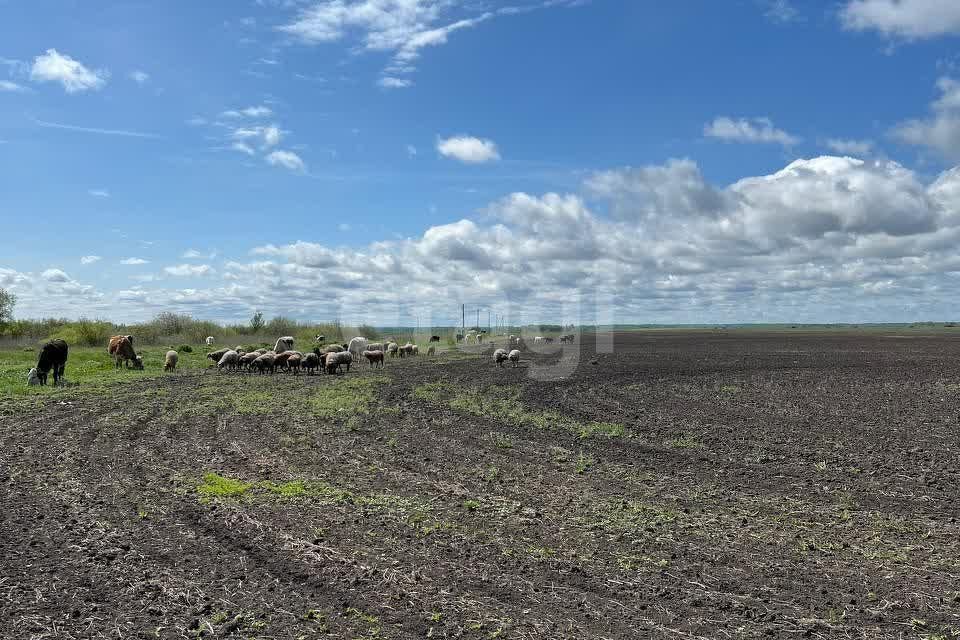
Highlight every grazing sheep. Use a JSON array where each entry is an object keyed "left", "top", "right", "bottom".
[
  {"left": 533, "top": 336, "right": 544, "bottom": 344},
  {"left": 544, "top": 337, "right": 555, "bottom": 343},
  {"left": 362, "top": 349, "right": 385, "bottom": 368},
  {"left": 254, "top": 348, "right": 269, "bottom": 355},
  {"left": 412, "top": 344, "right": 419, "bottom": 355},
  {"left": 274, "top": 351, "right": 296, "bottom": 370},
  {"left": 427, "top": 345, "right": 436, "bottom": 356},
  {"left": 287, "top": 352, "right": 302, "bottom": 374},
  {"left": 302, "top": 352, "right": 320, "bottom": 374},
  {"left": 509, "top": 334, "right": 517, "bottom": 345},
  {"left": 366, "top": 342, "right": 384, "bottom": 353},
  {"left": 387, "top": 342, "right": 399, "bottom": 357},
  {"left": 508, "top": 349, "right": 521, "bottom": 367},
  {"left": 109, "top": 336, "right": 142, "bottom": 370},
  {"left": 429, "top": 335, "right": 441, "bottom": 342},
  {"left": 35, "top": 339, "right": 69, "bottom": 386},
  {"left": 399, "top": 342, "right": 415, "bottom": 357},
  {"left": 206, "top": 347, "right": 231, "bottom": 364},
  {"left": 348, "top": 336, "right": 369, "bottom": 361},
  {"left": 325, "top": 351, "right": 352, "bottom": 374},
  {"left": 252, "top": 353, "right": 276, "bottom": 374},
  {"left": 26, "top": 368, "right": 40, "bottom": 386},
  {"left": 476, "top": 333, "right": 483, "bottom": 344},
  {"left": 494, "top": 348, "right": 508, "bottom": 367},
  {"left": 239, "top": 351, "right": 260, "bottom": 370},
  {"left": 206, "top": 336, "right": 215, "bottom": 345},
  {"left": 322, "top": 344, "right": 344, "bottom": 353},
  {"left": 274, "top": 336, "right": 295, "bottom": 353},
  {"left": 164, "top": 350, "right": 178, "bottom": 371},
  {"left": 217, "top": 350, "right": 240, "bottom": 371}
]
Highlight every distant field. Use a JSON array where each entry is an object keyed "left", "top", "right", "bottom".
[{"left": 1, "top": 331, "right": 959, "bottom": 638}]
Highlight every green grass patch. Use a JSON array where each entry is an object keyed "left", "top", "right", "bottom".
[
  {"left": 197, "top": 473, "right": 253, "bottom": 499},
  {"left": 581, "top": 499, "right": 681, "bottom": 533},
  {"left": 309, "top": 375, "right": 390, "bottom": 418},
  {"left": 664, "top": 435, "right": 702, "bottom": 449},
  {"left": 413, "top": 382, "right": 624, "bottom": 441}
]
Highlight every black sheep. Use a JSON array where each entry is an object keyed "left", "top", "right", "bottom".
[{"left": 36, "top": 339, "right": 68, "bottom": 386}]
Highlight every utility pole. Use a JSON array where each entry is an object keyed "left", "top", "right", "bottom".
[
  {"left": 462, "top": 304, "right": 465, "bottom": 334},
  {"left": 476, "top": 308, "right": 480, "bottom": 331}
]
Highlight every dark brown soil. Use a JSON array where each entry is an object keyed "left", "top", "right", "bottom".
[{"left": 2, "top": 331, "right": 959, "bottom": 639}]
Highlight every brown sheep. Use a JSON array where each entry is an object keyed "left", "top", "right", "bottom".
[
  {"left": 287, "top": 353, "right": 302, "bottom": 374},
  {"left": 164, "top": 350, "right": 178, "bottom": 371},
  {"left": 362, "top": 349, "right": 385, "bottom": 368}
]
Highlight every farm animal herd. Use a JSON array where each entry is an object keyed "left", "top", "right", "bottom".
[{"left": 23, "top": 330, "right": 576, "bottom": 386}]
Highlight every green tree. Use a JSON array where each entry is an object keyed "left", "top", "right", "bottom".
[
  {"left": 250, "top": 310, "right": 265, "bottom": 333},
  {"left": 0, "top": 288, "right": 15, "bottom": 326}
]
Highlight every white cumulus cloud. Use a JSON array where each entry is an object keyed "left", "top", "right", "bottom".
[
  {"left": 129, "top": 70, "right": 149, "bottom": 85},
  {"left": 266, "top": 150, "right": 306, "bottom": 172},
  {"left": 823, "top": 138, "right": 875, "bottom": 156},
  {"left": 0, "top": 80, "right": 28, "bottom": 92},
  {"left": 30, "top": 49, "right": 108, "bottom": 93},
  {"left": 436, "top": 135, "right": 500, "bottom": 164},
  {"left": 163, "top": 264, "right": 214, "bottom": 277},
  {"left": 840, "top": 0, "right": 960, "bottom": 39},
  {"left": 119, "top": 257, "right": 150, "bottom": 265},
  {"left": 892, "top": 76, "right": 960, "bottom": 160},
  {"left": 378, "top": 76, "right": 412, "bottom": 88},
  {"left": 221, "top": 105, "right": 273, "bottom": 118},
  {"left": 704, "top": 116, "right": 801, "bottom": 146},
  {"left": 80, "top": 255, "right": 101, "bottom": 265}
]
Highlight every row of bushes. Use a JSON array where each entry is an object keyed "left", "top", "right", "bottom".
[{"left": 0, "top": 313, "right": 384, "bottom": 348}]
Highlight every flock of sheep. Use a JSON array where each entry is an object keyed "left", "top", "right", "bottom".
[
  {"left": 26, "top": 330, "right": 550, "bottom": 386},
  {"left": 181, "top": 335, "right": 460, "bottom": 376}
]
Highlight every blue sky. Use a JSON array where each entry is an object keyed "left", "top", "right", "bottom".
[{"left": 3, "top": 0, "right": 960, "bottom": 325}]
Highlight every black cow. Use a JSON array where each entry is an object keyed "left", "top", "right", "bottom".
[
  {"left": 429, "top": 335, "right": 441, "bottom": 342},
  {"left": 36, "top": 339, "right": 68, "bottom": 386}
]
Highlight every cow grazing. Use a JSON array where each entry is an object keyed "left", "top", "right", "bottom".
[
  {"left": 109, "top": 335, "right": 143, "bottom": 370},
  {"left": 35, "top": 339, "right": 68, "bottom": 386}
]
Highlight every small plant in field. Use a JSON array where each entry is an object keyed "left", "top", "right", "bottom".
[
  {"left": 196, "top": 472, "right": 252, "bottom": 499},
  {"left": 463, "top": 499, "right": 480, "bottom": 511},
  {"left": 664, "top": 435, "right": 701, "bottom": 449},
  {"left": 176, "top": 344, "right": 193, "bottom": 353},
  {"left": 575, "top": 451, "right": 594, "bottom": 474},
  {"left": 719, "top": 384, "right": 740, "bottom": 393},
  {"left": 429, "top": 611, "right": 443, "bottom": 622},
  {"left": 578, "top": 422, "right": 624, "bottom": 439},
  {"left": 814, "top": 460, "right": 828, "bottom": 472},
  {"left": 490, "top": 431, "right": 514, "bottom": 448}
]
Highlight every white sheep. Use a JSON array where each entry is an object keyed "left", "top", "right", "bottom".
[
  {"left": 206, "top": 336, "right": 215, "bottom": 345},
  {"left": 26, "top": 367, "right": 40, "bottom": 386},
  {"left": 275, "top": 336, "right": 295, "bottom": 353},
  {"left": 427, "top": 345, "right": 436, "bottom": 356},
  {"left": 494, "top": 348, "right": 508, "bottom": 367},
  {"left": 348, "top": 336, "right": 368, "bottom": 361},
  {"left": 533, "top": 336, "right": 544, "bottom": 344},
  {"left": 508, "top": 349, "right": 520, "bottom": 367},
  {"left": 164, "top": 350, "right": 179, "bottom": 371},
  {"left": 217, "top": 350, "right": 240, "bottom": 370},
  {"left": 387, "top": 342, "right": 399, "bottom": 357}
]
